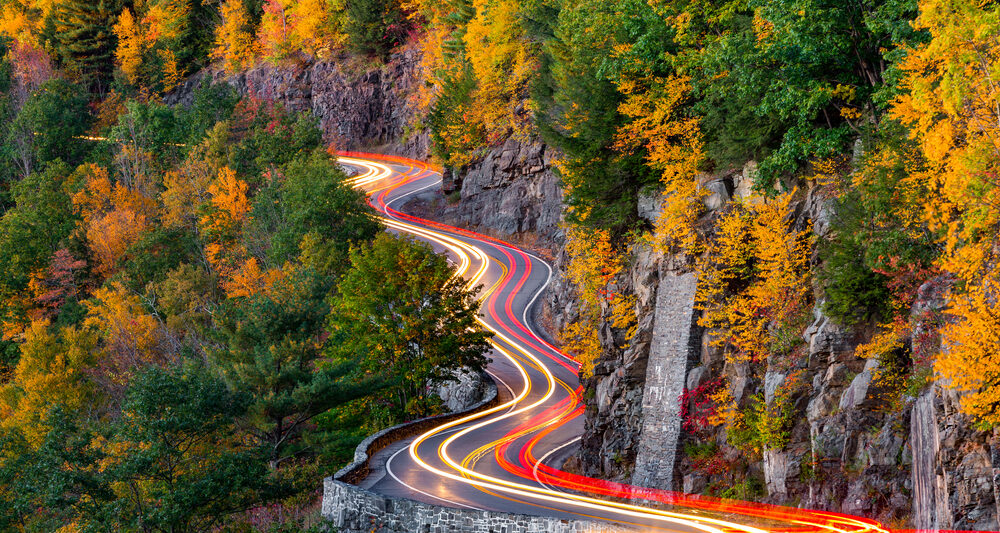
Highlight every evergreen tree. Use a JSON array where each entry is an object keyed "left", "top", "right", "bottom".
[
  {"left": 212, "top": 269, "right": 380, "bottom": 466},
  {"left": 45, "top": 0, "right": 120, "bottom": 94},
  {"left": 345, "top": 0, "right": 407, "bottom": 61}
]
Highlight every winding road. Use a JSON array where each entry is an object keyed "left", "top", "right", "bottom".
[{"left": 338, "top": 152, "right": 890, "bottom": 533}]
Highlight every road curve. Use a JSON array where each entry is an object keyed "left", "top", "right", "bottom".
[{"left": 338, "top": 151, "right": 890, "bottom": 533}]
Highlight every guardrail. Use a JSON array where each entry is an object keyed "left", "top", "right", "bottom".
[{"left": 333, "top": 374, "right": 500, "bottom": 485}]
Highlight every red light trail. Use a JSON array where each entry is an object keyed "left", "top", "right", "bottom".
[{"left": 338, "top": 150, "right": 895, "bottom": 533}]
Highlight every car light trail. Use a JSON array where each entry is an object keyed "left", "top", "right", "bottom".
[{"left": 339, "top": 151, "right": 892, "bottom": 533}]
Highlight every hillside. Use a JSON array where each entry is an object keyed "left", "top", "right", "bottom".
[{"left": 1, "top": 0, "right": 999, "bottom": 530}]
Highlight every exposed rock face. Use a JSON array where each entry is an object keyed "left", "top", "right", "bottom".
[
  {"left": 434, "top": 369, "right": 486, "bottom": 413},
  {"left": 448, "top": 138, "right": 563, "bottom": 241},
  {"left": 570, "top": 243, "right": 660, "bottom": 482},
  {"left": 911, "top": 385, "right": 1000, "bottom": 530},
  {"left": 165, "top": 49, "right": 431, "bottom": 159},
  {"left": 567, "top": 162, "right": 999, "bottom": 528}
]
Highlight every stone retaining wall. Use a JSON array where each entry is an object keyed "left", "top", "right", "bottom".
[
  {"left": 321, "top": 478, "right": 638, "bottom": 533},
  {"left": 632, "top": 271, "right": 699, "bottom": 490},
  {"left": 322, "top": 373, "right": 638, "bottom": 532},
  {"left": 335, "top": 374, "right": 500, "bottom": 485}
]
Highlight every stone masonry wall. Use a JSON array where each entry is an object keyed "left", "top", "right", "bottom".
[
  {"left": 631, "top": 271, "right": 699, "bottom": 490},
  {"left": 322, "top": 479, "right": 639, "bottom": 533}
]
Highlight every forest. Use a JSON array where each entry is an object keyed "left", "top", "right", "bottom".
[{"left": 1, "top": 0, "right": 1000, "bottom": 529}]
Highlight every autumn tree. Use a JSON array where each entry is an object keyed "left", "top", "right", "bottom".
[
  {"left": 463, "top": 0, "right": 537, "bottom": 139},
  {"left": 615, "top": 72, "right": 704, "bottom": 253},
  {"left": 560, "top": 225, "right": 635, "bottom": 378},
  {"left": 345, "top": 0, "right": 407, "bottom": 61},
  {"left": 890, "top": 0, "right": 1000, "bottom": 426},
  {"left": 28, "top": 248, "right": 86, "bottom": 322},
  {"left": 697, "top": 193, "right": 813, "bottom": 364},
  {"left": 257, "top": 0, "right": 291, "bottom": 60},
  {"left": 71, "top": 164, "right": 156, "bottom": 278},
  {"left": 258, "top": 0, "right": 340, "bottom": 61},
  {"left": 213, "top": 0, "right": 257, "bottom": 73},
  {"left": 0, "top": 320, "right": 98, "bottom": 444},
  {"left": 212, "top": 269, "right": 377, "bottom": 466},
  {"left": 327, "top": 233, "right": 491, "bottom": 414},
  {"left": 83, "top": 283, "right": 167, "bottom": 392},
  {"left": 112, "top": 8, "right": 143, "bottom": 83}
]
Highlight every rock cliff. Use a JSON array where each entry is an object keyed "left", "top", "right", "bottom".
[
  {"left": 170, "top": 50, "right": 998, "bottom": 529},
  {"left": 562, "top": 163, "right": 1000, "bottom": 529},
  {"left": 166, "top": 49, "right": 431, "bottom": 159}
]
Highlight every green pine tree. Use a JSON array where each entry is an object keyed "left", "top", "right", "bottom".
[
  {"left": 345, "top": 0, "right": 407, "bottom": 61},
  {"left": 212, "top": 268, "right": 381, "bottom": 467},
  {"left": 45, "top": 0, "right": 120, "bottom": 94}
]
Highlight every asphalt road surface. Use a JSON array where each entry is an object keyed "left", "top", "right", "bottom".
[{"left": 338, "top": 152, "right": 890, "bottom": 533}]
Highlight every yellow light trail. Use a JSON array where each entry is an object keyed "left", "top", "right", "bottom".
[{"left": 344, "top": 155, "right": 891, "bottom": 533}]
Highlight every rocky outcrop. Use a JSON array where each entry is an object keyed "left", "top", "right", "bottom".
[
  {"left": 569, "top": 243, "right": 660, "bottom": 482},
  {"left": 566, "top": 160, "right": 999, "bottom": 528},
  {"left": 435, "top": 369, "right": 487, "bottom": 413},
  {"left": 446, "top": 138, "right": 563, "bottom": 242},
  {"left": 165, "top": 49, "right": 430, "bottom": 159},
  {"left": 911, "top": 385, "right": 1000, "bottom": 530}
]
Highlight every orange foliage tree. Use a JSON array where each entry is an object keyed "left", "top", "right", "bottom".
[
  {"left": 891, "top": 0, "right": 1000, "bottom": 425},
  {"left": 697, "top": 192, "right": 813, "bottom": 364},
  {"left": 113, "top": 8, "right": 143, "bottom": 84},
  {"left": 200, "top": 166, "right": 256, "bottom": 290},
  {"left": 213, "top": 0, "right": 257, "bottom": 73},
  {"left": 71, "top": 165, "right": 155, "bottom": 277}
]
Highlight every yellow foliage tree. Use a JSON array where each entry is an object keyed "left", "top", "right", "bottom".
[
  {"left": 83, "top": 283, "right": 165, "bottom": 389},
  {"left": 213, "top": 0, "right": 257, "bottom": 73},
  {"left": 463, "top": 0, "right": 537, "bottom": 140},
  {"left": 291, "top": 0, "right": 343, "bottom": 55},
  {"left": 560, "top": 225, "right": 636, "bottom": 377},
  {"left": 615, "top": 74, "right": 705, "bottom": 254},
  {"left": 0, "top": 320, "right": 98, "bottom": 445},
  {"left": 145, "top": 0, "right": 189, "bottom": 43},
  {"left": 890, "top": 0, "right": 1000, "bottom": 424},
  {"left": 936, "top": 273, "right": 1000, "bottom": 425},
  {"left": 113, "top": 8, "right": 143, "bottom": 84},
  {"left": 0, "top": 0, "right": 59, "bottom": 44},
  {"left": 697, "top": 192, "right": 812, "bottom": 363}
]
